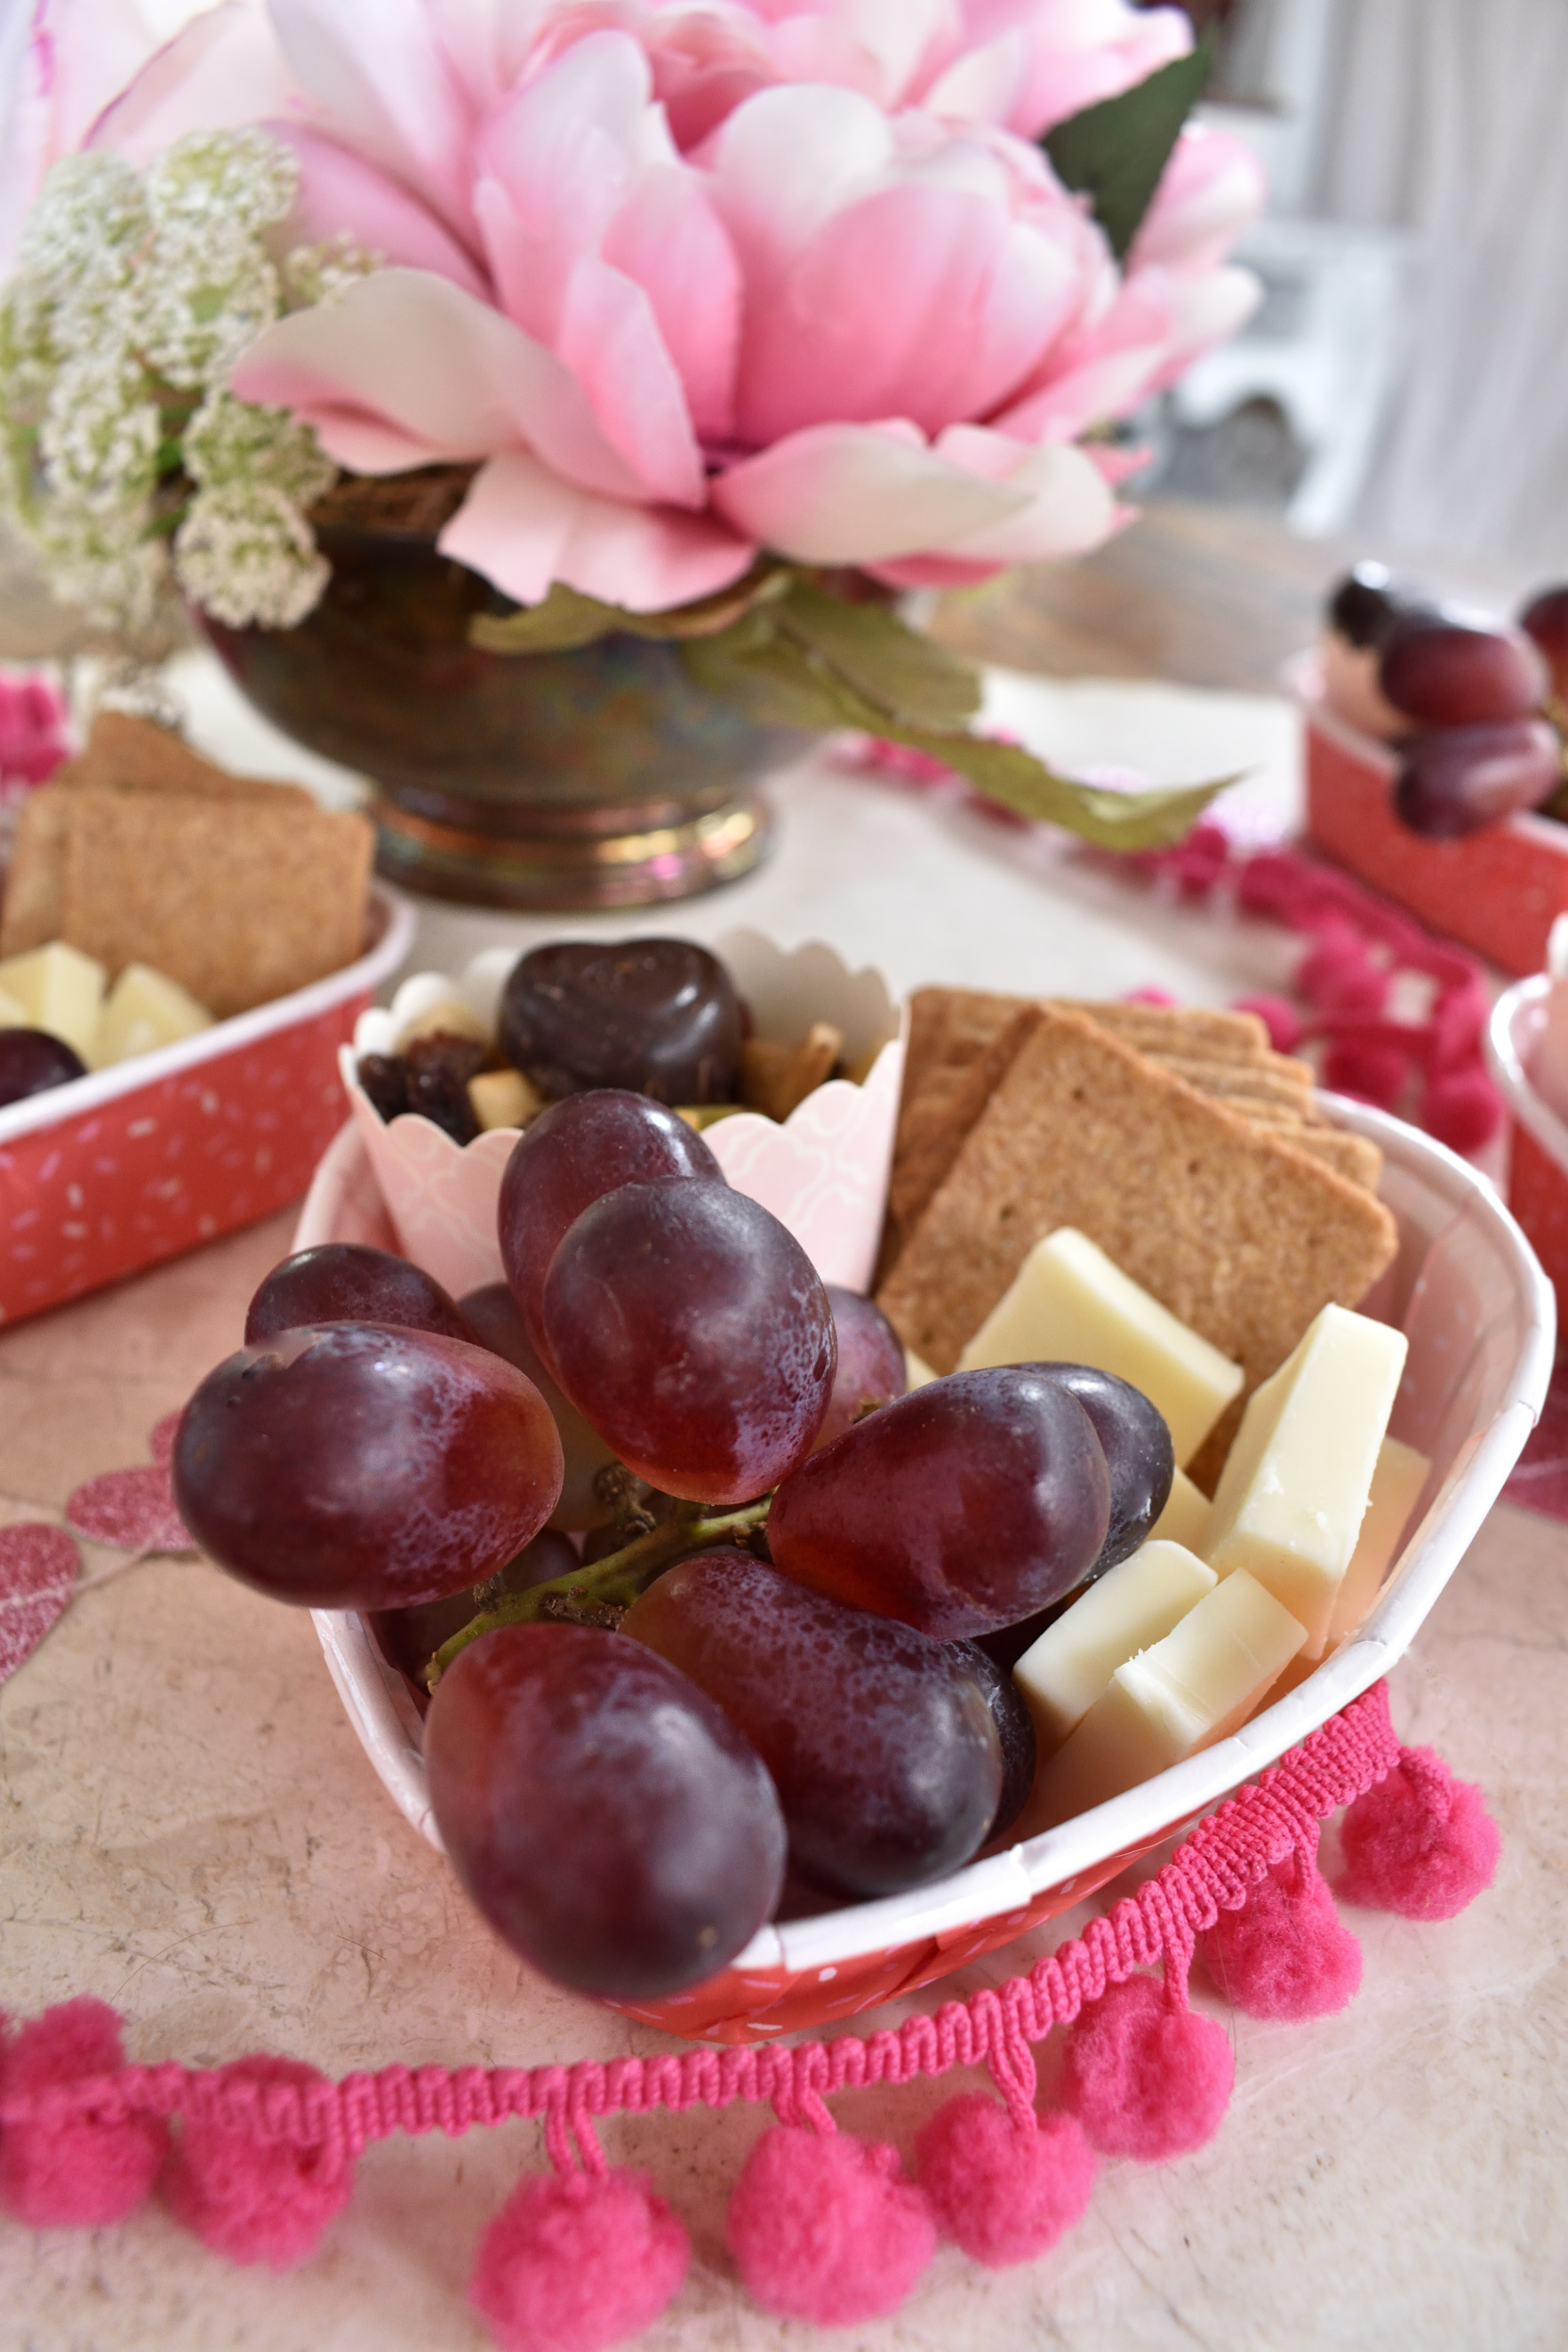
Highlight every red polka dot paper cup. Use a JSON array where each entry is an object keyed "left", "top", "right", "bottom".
[{"left": 1487, "top": 969, "right": 1568, "bottom": 1312}]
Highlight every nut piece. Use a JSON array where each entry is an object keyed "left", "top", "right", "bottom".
[
  {"left": 469, "top": 1067, "right": 542, "bottom": 1132},
  {"left": 739, "top": 1020, "right": 843, "bottom": 1121}
]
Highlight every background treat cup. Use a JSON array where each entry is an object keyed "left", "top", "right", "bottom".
[
  {"left": 296, "top": 1091, "right": 1552, "bottom": 2045},
  {"left": 0, "top": 886, "right": 414, "bottom": 1328},
  {"left": 1486, "top": 971, "right": 1568, "bottom": 1309},
  {"left": 340, "top": 928, "right": 904, "bottom": 1298},
  {"left": 1292, "top": 651, "right": 1568, "bottom": 978}
]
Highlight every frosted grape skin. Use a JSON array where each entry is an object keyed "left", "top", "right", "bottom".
[{"left": 245, "top": 1243, "right": 476, "bottom": 1347}]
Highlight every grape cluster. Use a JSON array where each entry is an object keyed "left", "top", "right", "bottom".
[
  {"left": 1325, "top": 563, "right": 1568, "bottom": 837},
  {"left": 173, "top": 1088, "right": 1176, "bottom": 2002},
  {"left": 0, "top": 1028, "right": 86, "bottom": 1109}
]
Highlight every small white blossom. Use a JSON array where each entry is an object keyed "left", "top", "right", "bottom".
[
  {"left": 137, "top": 223, "right": 281, "bottom": 390},
  {"left": 173, "top": 482, "right": 329, "bottom": 629},
  {"left": 182, "top": 389, "right": 336, "bottom": 507},
  {"left": 39, "top": 352, "right": 161, "bottom": 511},
  {"left": 39, "top": 509, "right": 171, "bottom": 633},
  {"left": 282, "top": 237, "right": 382, "bottom": 310},
  {"left": 17, "top": 153, "right": 148, "bottom": 360},
  {"left": 145, "top": 131, "right": 298, "bottom": 238}
]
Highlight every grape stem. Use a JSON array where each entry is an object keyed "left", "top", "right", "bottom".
[{"left": 424, "top": 1497, "right": 773, "bottom": 1689}]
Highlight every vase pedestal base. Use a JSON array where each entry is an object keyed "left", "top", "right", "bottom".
[{"left": 369, "top": 791, "right": 774, "bottom": 911}]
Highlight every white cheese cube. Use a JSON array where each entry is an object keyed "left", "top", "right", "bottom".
[
  {"left": 1025, "top": 1569, "right": 1306, "bottom": 1830},
  {"left": 1200, "top": 1303, "right": 1408, "bottom": 1660},
  {"left": 1149, "top": 1465, "right": 1210, "bottom": 1550},
  {"left": 1325, "top": 1434, "right": 1430, "bottom": 1648},
  {"left": 0, "top": 984, "right": 28, "bottom": 1028},
  {"left": 0, "top": 939, "right": 107, "bottom": 1061},
  {"left": 903, "top": 1348, "right": 940, "bottom": 1390},
  {"left": 90, "top": 962, "right": 213, "bottom": 1068},
  {"left": 1014, "top": 1539, "right": 1217, "bottom": 1750},
  {"left": 957, "top": 1226, "right": 1244, "bottom": 1466}
]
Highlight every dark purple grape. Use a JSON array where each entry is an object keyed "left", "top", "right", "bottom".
[
  {"left": 1326, "top": 562, "right": 1435, "bottom": 652},
  {"left": 1394, "top": 718, "right": 1560, "bottom": 837},
  {"left": 499, "top": 938, "right": 743, "bottom": 1104},
  {"left": 973, "top": 1598, "right": 1070, "bottom": 1674},
  {"left": 1379, "top": 616, "right": 1547, "bottom": 728},
  {"left": 951, "top": 1639, "right": 1037, "bottom": 1839},
  {"left": 458, "top": 1281, "right": 618, "bottom": 1528},
  {"left": 621, "top": 1551, "right": 1001, "bottom": 1897},
  {"left": 369, "top": 1527, "right": 578, "bottom": 1694},
  {"left": 497, "top": 1089, "right": 719, "bottom": 1367},
  {"left": 245, "top": 1243, "right": 476, "bottom": 1348},
  {"left": 542, "top": 1182, "right": 835, "bottom": 1506},
  {"left": 0, "top": 1027, "right": 86, "bottom": 1107},
  {"left": 424, "top": 1622, "right": 786, "bottom": 1997},
  {"left": 814, "top": 1285, "right": 906, "bottom": 1451},
  {"left": 1030, "top": 1364, "right": 1173, "bottom": 1575},
  {"left": 767, "top": 1366, "right": 1111, "bottom": 1640},
  {"left": 1520, "top": 584, "right": 1568, "bottom": 702},
  {"left": 173, "top": 1324, "right": 564, "bottom": 1611}
]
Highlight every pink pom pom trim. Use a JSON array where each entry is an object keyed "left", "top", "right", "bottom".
[
  {"left": 726, "top": 2125, "right": 934, "bottom": 2325},
  {"left": 0, "top": 1998, "right": 166, "bottom": 2228},
  {"left": 470, "top": 2166, "right": 687, "bottom": 2352},
  {"left": 162, "top": 2054, "right": 354, "bottom": 2269},
  {"left": 1337, "top": 1745, "right": 1501, "bottom": 1920},
  {"left": 916, "top": 2094, "right": 1096, "bottom": 2267},
  {"left": 1197, "top": 1847, "right": 1362, "bottom": 2021},
  {"left": 1057, "top": 1973, "right": 1233, "bottom": 2162}
]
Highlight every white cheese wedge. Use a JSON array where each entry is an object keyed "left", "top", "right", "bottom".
[
  {"left": 0, "top": 939, "right": 107, "bottom": 1061},
  {"left": 90, "top": 962, "right": 213, "bottom": 1069},
  {"left": 1200, "top": 1302, "right": 1408, "bottom": 1660},
  {"left": 1149, "top": 1465, "right": 1210, "bottom": 1550},
  {"left": 1013, "top": 1538, "right": 1217, "bottom": 1750},
  {"left": 956, "top": 1226, "right": 1244, "bottom": 1466},
  {"left": 1025, "top": 1568, "right": 1307, "bottom": 1830},
  {"left": 903, "top": 1349, "right": 940, "bottom": 1390},
  {"left": 0, "top": 983, "right": 28, "bottom": 1028},
  {"left": 1324, "top": 1434, "right": 1430, "bottom": 1648}
]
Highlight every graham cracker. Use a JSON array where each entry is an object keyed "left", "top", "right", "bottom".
[
  {"left": 59, "top": 792, "right": 373, "bottom": 1017},
  {"left": 1146, "top": 1052, "right": 1314, "bottom": 1109},
  {"left": 58, "top": 710, "right": 313, "bottom": 807},
  {"left": 880, "top": 1003, "right": 1042, "bottom": 1282},
  {"left": 0, "top": 788, "right": 73, "bottom": 953},
  {"left": 875, "top": 1006, "right": 1397, "bottom": 1402},
  {"left": 1054, "top": 1001, "right": 1271, "bottom": 1061}
]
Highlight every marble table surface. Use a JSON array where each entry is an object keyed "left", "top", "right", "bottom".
[{"left": 1, "top": 656, "right": 1564, "bottom": 2350}]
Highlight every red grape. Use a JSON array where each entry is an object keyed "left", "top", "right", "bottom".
[
  {"left": 244, "top": 1243, "right": 476, "bottom": 1347},
  {"left": 499, "top": 938, "right": 743, "bottom": 1104},
  {"left": 497, "top": 1089, "right": 719, "bottom": 1367},
  {"left": 173, "top": 1324, "right": 563, "bottom": 1611},
  {"left": 0, "top": 1027, "right": 86, "bottom": 1107},
  {"left": 767, "top": 1366, "right": 1110, "bottom": 1639},
  {"left": 1394, "top": 718, "right": 1560, "bottom": 837},
  {"left": 814, "top": 1285, "right": 906, "bottom": 1450},
  {"left": 458, "top": 1281, "right": 618, "bottom": 1529},
  {"left": 425, "top": 1623, "right": 786, "bottom": 1997},
  {"left": 542, "top": 1182, "right": 835, "bottom": 1505},
  {"left": 1032, "top": 1364, "right": 1173, "bottom": 1574},
  {"left": 369, "top": 1527, "right": 578, "bottom": 1697},
  {"left": 1520, "top": 584, "right": 1568, "bottom": 702},
  {"left": 1379, "top": 616, "right": 1546, "bottom": 728},
  {"left": 1327, "top": 563, "right": 1436, "bottom": 651},
  {"left": 951, "top": 1639, "right": 1037, "bottom": 1838},
  {"left": 620, "top": 1551, "right": 1002, "bottom": 1897}
]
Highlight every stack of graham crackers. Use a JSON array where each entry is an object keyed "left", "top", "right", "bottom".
[
  {"left": 1, "top": 711, "right": 373, "bottom": 1017},
  {"left": 875, "top": 989, "right": 1399, "bottom": 1491}
]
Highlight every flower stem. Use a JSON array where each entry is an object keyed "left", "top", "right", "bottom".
[{"left": 423, "top": 1496, "right": 772, "bottom": 1689}]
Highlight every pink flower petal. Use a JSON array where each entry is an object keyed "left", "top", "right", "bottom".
[
  {"left": 602, "top": 166, "right": 742, "bottom": 443},
  {"left": 0, "top": 1523, "right": 79, "bottom": 1684},
  {"left": 708, "top": 83, "right": 893, "bottom": 313},
  {"left": 1130, "top": 125, "right": 1267, "bottom": 277},
  {"left": 712, "top": 421, "right": 1026, "bottom": 564},
  {"left": 84, "top": 2, "right": 296, "bottom": 168},
  {"left": 555, "top": 254, "right": 705, "bottom": 506},
  {"left": 438, "top": 450, "right": 754, "bottom": 613},
  {"left": 66, "top": 1467, "right": 191, "bottom": 1557},
  {"left": 273, "top": 124, "right": 490, "bottom": 297}
]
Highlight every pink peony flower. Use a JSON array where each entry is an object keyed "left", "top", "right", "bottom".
[{"left": 4, "top": 0, "right": 1263, "bottom": 615}]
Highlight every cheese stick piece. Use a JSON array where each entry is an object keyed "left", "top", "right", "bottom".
[
  {"left": 1201, "top": 1303, "right": 1408, "bottom": 1660},
  {"left": 1325, "top": 1434, "right": 1430, "bottom": 1648},
  {"left": 0, "top": 938, "right": 107, "bottom": 1061},
  {"left": 957, "top": 1226, "right": 1244, "bottom": 1467},
  {"left": 1024, "top": 1570, "right": 1306, "bottom": 1831},
  {"left": 1014, "top": 1539, "right": 1216, "bottom": 1750},
  {"left": 1149, "top": 1466, "right": 1209, "bottom": 1551}
]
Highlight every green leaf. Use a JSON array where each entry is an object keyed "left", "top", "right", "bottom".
[
  {"left": 682, "top": 615, "right": 861, "bottom": 733},
  {"left": 469, "top": 563, "right": 790, "bottom": 654},
  {"left": 1043, "top": 40, "right": 1211, "bottom": 260},
  {"left": 773, "top": 581, "right": 982, "bottom": 729}
]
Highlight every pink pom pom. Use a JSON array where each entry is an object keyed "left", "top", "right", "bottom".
[
  {"left": 1322, "top": 1037, "right": 1408, "bottom": 1108},
  {"left": 1232, "top": 992, "right": 1304, "bottom": 1053},
  {"left": 1297, "top": 926, "right": 1382, "bottom": 1014},
  {"left": 470, "top": 2167, "right": 687, "bottom": 2352},
  {"left": 1122, "top": 985, "right": 1180, "bottom": 1007},
  {"left": 916, "top": 2095, "right": 1096, "bottom": 2268},
  {"left": 1197, "top": 1850, "right": 1362, "bottom": 2021},
  {"left": 1056, "top": 1975, "right": 1232, "bottom": 2162},
  {"left": 726, "top": 2126, "right": 934, "bottom": 2325},
  {"left": 1337, "top": 1747, "right": 1500, "bottom": 1920},
  {"left": 1420, "top": 1070, "right": 1502, "bottom": 1155},
  {"left": 0, "top": 1997, "right": 166, "bottom": 2228},
  {"left": 162, "top": 2055, "right": 352, "bottom": 2269}
]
